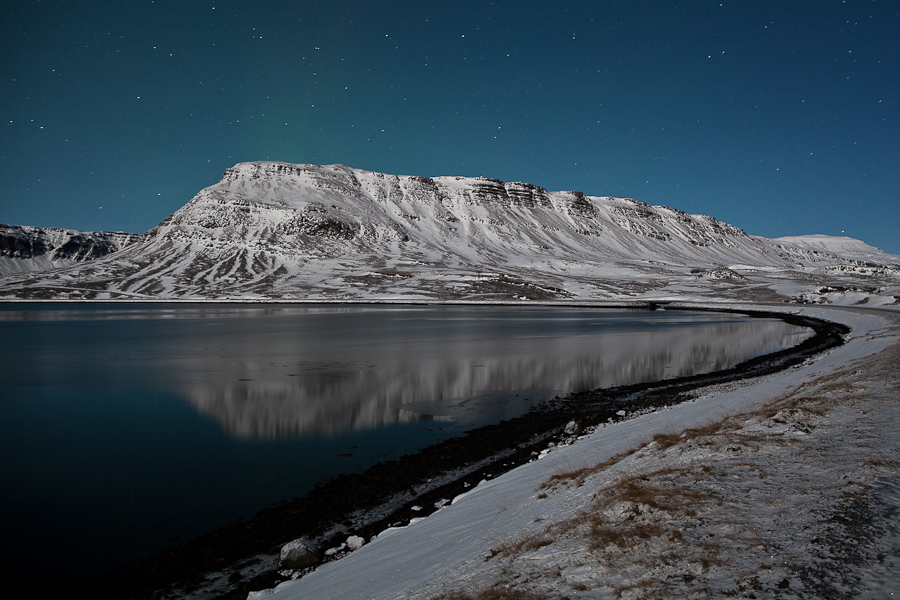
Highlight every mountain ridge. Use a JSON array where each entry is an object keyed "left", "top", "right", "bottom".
[
  {"left": 0, "top": 223, "right": 144, "bottom": 276},
  {"left": 2, "top": 162, "right": 898, "bottom": 305}
]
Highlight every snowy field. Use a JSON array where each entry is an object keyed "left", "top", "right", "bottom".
[{"left": 252, "top": 304, "right": 899, "bottom": 599}]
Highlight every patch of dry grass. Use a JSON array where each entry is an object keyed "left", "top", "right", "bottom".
[
  {"left": 484, "top": 531, "right": 555, "bottom": 561},
  {"left": 649, "top": 419, "right": 725, "bottom": 451},
  {"left": 537, "top": 449, "right": 636, "bottom": 493},
  {"left": 429, "top": 588, "right": 547, "bottom": 600}
]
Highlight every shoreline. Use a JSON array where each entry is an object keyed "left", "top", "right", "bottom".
[
  {"left": 60, "top": 305, "right": 849, "bottom": 600},
  {"left": 275, "top": 305, "right": 897, "bottom": 599}
]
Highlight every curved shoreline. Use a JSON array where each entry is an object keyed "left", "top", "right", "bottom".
[{"left": 64, "top": 306, "right": 850, "bottom": 600}]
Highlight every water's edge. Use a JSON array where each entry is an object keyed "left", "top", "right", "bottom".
[{"left": 62, "top": 305, "right": 849, "bottom": 600}]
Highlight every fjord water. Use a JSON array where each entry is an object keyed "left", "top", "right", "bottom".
[{"left": 0, "top": 303, "right": 810, "bottom": 592}]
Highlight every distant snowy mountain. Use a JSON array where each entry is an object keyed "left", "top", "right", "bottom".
[
  {"left": 0, "top": 224, "right": 143, "bottom": 276},
  {"left": 773, "top": 234, "right": 900, "bottom": 266},
  {"left": 1, "top": 162, "right": 897, "bottom": 305}
]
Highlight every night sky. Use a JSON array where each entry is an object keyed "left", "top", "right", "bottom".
[{"left": 3, "top": 1, "right": 898, "bottom": 253}]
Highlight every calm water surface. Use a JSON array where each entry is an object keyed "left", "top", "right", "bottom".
[{"left": 0, "top": 303, "right": 810, "bottom": 592}]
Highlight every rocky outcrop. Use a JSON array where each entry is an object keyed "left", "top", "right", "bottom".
[
  {"left": 0, "top": 225, "right": 49, "bottom": 259},
  {"left": 277, "top": 537, "right": 322, "bottom": 571}
]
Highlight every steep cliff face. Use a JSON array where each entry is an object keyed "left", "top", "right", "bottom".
[
  {"left": 1, "top": 162, "right": 897, "bottom": 303},
  {"left": 0, "top": 224, "right": 144, "bottom": 276}
]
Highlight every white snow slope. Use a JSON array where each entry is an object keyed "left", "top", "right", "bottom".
[
  {"left": 252, "top": 304, "right": 900, "bottom": 600},
  {"left": 2, "top": 162, "right": 898, "bottom": 305}
]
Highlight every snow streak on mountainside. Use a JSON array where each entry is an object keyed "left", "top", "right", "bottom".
[{"left": 1, "top": 162, "right": 898, "bottom": 304}]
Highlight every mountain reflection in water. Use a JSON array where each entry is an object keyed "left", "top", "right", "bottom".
[
  {"left": 167, "top": 308, "right": 810, "bottom": 438},
  {"left": 0, "top": 304, "right": 812, "bottom": 442}
]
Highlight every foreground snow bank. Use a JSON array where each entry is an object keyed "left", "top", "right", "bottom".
[{"left": 262, "top": 305, "right": 900, "bottom": 599}]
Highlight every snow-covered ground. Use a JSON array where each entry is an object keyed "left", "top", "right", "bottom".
[{"left": 253, "top": 304, "right": 900, "bottom": 599}]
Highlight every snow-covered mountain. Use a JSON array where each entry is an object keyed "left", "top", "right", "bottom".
[
  {"left": 1, "top": 162, "right": 897, "bottom": 304},
  {"left": 0, "top": 224, "right": 143, "bottom": 276},
  {"left": 773, "top": 234, "right": 900, "bottom": 265}
]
